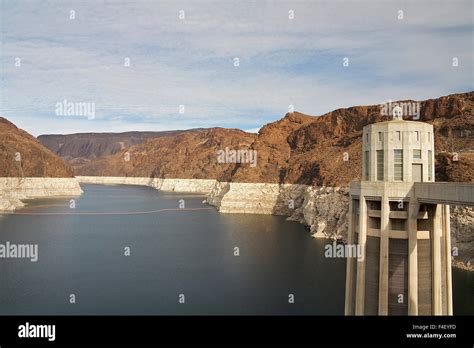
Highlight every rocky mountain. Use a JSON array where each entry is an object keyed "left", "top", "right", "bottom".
[
  {"left": 38, "top": 129, "right": 203, "bottom": 170},
  {"left": 0, "top": 117, "right": 74, "bottom": 177},
  {"left": 73, "top": 91, "right": 474, "bottom": 186},
  {"left": 75, "top": 128, "right": 257, "bottom": 179}
]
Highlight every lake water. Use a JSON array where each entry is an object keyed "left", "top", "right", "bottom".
[{"left": 0, "top": 184, "right": 471, "bottom": 315}]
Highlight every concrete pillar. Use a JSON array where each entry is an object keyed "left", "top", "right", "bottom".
[
  {"left": 408, "top": 200, "right": 419, "bottom": 315},
  {"left": 443, "top": 205, "right": 453, "bottom": 315},
  {"left": 344, "top": 199, "right": 354, "bottom": 315},
  {"left": 432, "top": 204, "right": 442, "bottom": 314},
  {"left": 355, "top": 195, "right": 367, "bottom": 315},
  {"left": 378, "top": 194, "right": 389, "bottom": 315}
]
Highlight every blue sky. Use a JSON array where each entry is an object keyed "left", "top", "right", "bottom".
[{"left": 0, "top": 0, "right": 473, "bottom": 136}]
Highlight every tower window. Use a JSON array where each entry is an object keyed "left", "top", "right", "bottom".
[
  {"left": 365, "top": 133, "right": 369, "bottom": 142},
  {"left": 378, "top": 132, "right": 383, "bottom": 142},
  {"left": 413, "top": 149, "right": 422, "bottom": 160},
  {"left": 396, "top": 131, "right": 401, "bottom": 141},
  {"left": 364, "top": 151, "right": 370, "bottom": 180},
  {"left": 376, "top": 150, "right": 384, "bottom": 181},
  {"left": 415, "top": 131, "right": 419, "bottom": 141},
  {"left": 428, "top": 150, "right": 433, "bottom": 181},
  {"left": 394, "top": 149, "right": 403, "bottom": 181},
  {"left": 428, "top": 132, "right": 431, "bottom": 142}
]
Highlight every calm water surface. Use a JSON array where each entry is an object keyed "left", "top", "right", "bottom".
[{"left": 0, "top": 184, "right": 471, "bottom": 315}]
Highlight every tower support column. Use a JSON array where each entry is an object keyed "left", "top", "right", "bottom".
[
  {"left": 344, "top": 198, "right": 355, "bottom": 315},
  {"left": 432, "top": 204, "right": 442, "bottom": 314},
  {"left": 408, "top": 200, "right": 419, "bottom": 315},
  {"left": 355, "top": 195, "right": 367, "bottom": 315},
  {"left": 378, "top": 194, "right": 389, "bottom": 315},
  {"left": 443, "top": 204, "right": 453, "bottom": 315}
]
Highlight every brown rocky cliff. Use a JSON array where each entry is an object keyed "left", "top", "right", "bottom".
[
  {"left": 0, "top": 117, "right": 74, "bottom": 177},
  {"left": 38, "top": 129, "right": 204, "bottom": 170},
  {"left": 230, "top": 112, "right": 315, "bottom": 183},
  {"left": 76, "top": 128, "right": 257, "bottom": 179}
]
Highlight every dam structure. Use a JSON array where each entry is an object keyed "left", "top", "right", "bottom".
[{"left": 344, "top": 109, "right": 474, "bottom": 315}]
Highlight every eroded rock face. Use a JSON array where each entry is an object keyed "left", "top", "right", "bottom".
[
  {"left": 289, "top": 187, "right": 350, "bottom": 241},
  {"left": 0, "top": 117, "right": 74, "bottom": 178},
  {"left": 0, "top": 117, "right": 83, "bottom": 210},
  {"left": 205, "top": 182, "right": 307, "bottom": 215},
  {"left": 75, "top": 128, "right": 257, "bottom": 179},
  {"left": 38, "top": 130, "right": 204, "bottom": 171},
  {"left": 0, "top": 178, "right": 83, "bottom": 211},
  {"left": 451, "top": 206, "right": 474, "bottom": 271},
  {"left": 0, "top": 196, "right": 24, "bottom": 211},
  {"left": 230, "top": 112, "right": 315, "bottom": 184}
]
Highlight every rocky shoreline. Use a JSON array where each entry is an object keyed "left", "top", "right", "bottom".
[
  {"left": 0, "top": 177, "right": 83, "bottom": 211},
  {"left": 1, "top": 176, "right": 472, "bottom": 271}
]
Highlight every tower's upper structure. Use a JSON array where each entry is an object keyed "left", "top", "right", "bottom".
[{"left": 361, "top": 113, "right": 435, "bottom": 183}]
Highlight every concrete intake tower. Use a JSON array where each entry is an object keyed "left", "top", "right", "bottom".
[{"left": 344, "top": 109, "right": 474, "bottom": 315}]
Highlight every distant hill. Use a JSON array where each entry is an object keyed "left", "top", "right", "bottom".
[
  {"left": 74, "top": 128, "right": 257, "bottom": 179},
  {"left": 0, "top": 117, "right": 74, "bottom": 177},
  {"left": 38, "top": 129, "right": 204, "bottom": 170},
  {"left": 70, "top": 91, "right": 474, "bottom": 185}
]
